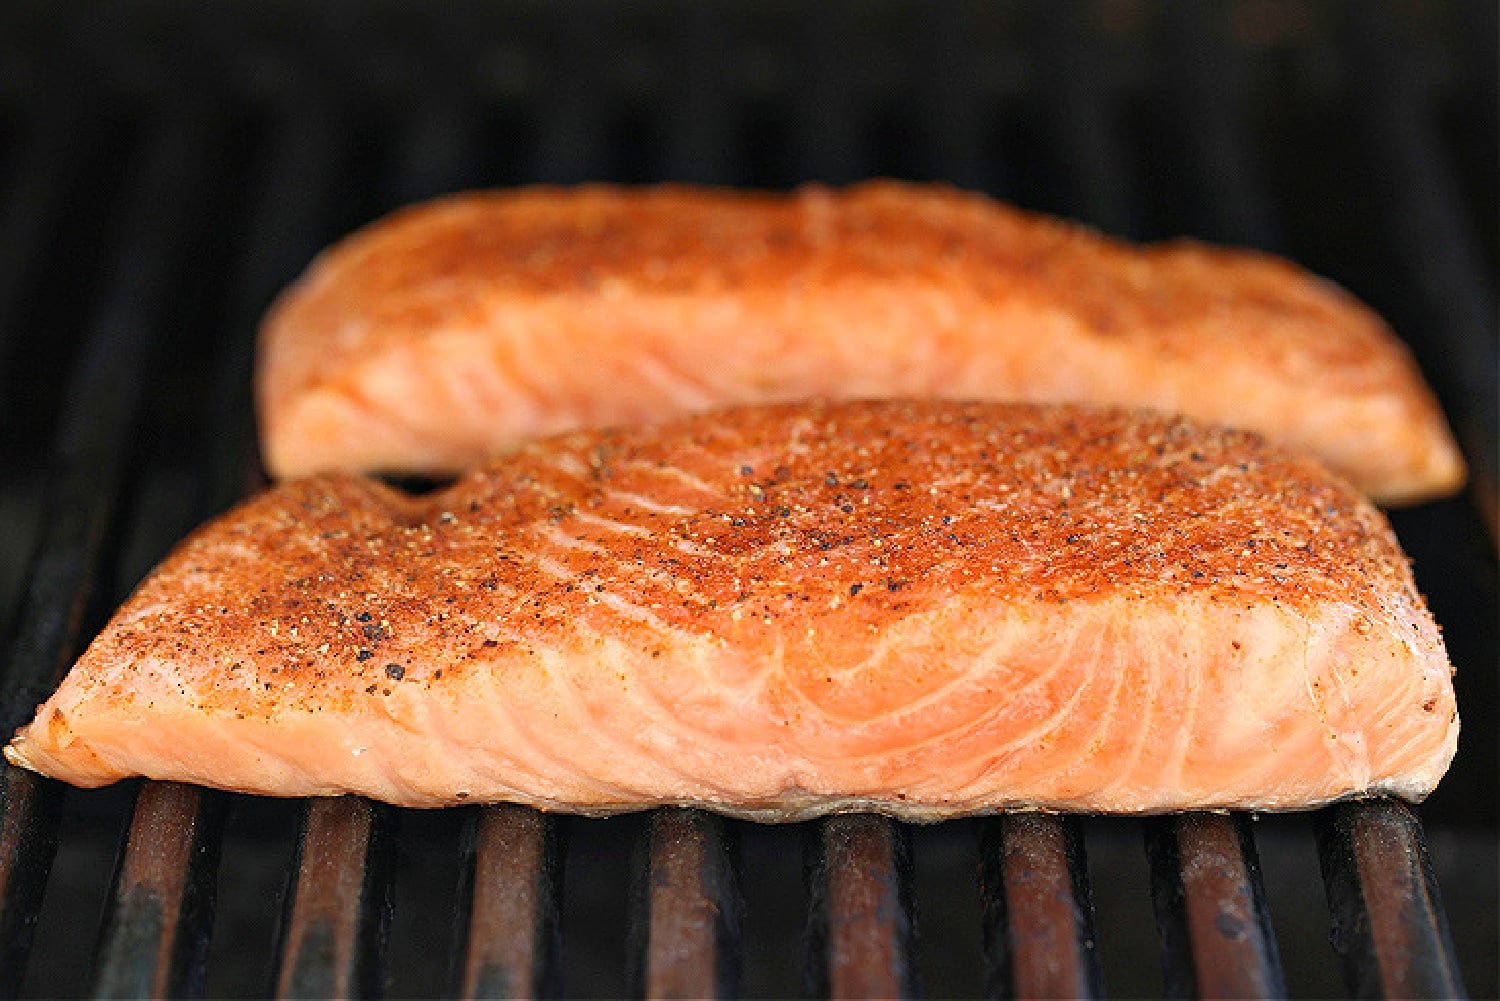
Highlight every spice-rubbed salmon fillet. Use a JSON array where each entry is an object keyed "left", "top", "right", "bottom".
[
  {"left": 7, "top": 401, "right": 1456, "bottom": 817},
  {"left": 258, "top": 182, "right": 1463, "bottom": 505}
]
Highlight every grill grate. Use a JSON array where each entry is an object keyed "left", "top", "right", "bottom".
[
  {"left": 980, "top": 814, "right": 1100, "bottom": 998},
  {"left": 0, "top": 3, "right": 1493, "bottom": 998},
  {"left": 456, "top": 805, "right": 560, "bottom": 998}
]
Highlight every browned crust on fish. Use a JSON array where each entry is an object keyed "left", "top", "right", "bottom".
[
  {"left": 257, "top": 181, "right": 1465, "bottom": 504},
  {"left": 6, "top": 401, "right": 1457, "bottom": 813}
]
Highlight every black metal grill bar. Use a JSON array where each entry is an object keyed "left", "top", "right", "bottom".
[
  {"left": 789, "top": 5, "right": 865, "bottom": 185},
  {"left": 1147, "top": 813, "right": 1286, "bottom": 999},
  {"left": 454, "top": 805, "right": 560, "bottom": 999},
  {"left": 203, "top": 103, "right": 346, "bottom": 513},
  {"left": 634, "top": 808, "right": 740, "bottom": 999},
  {"left": 527, "top": 8, "right": 614, "bottom": 186},
  {"left": 274, "top": 797, "right": 393, "bottom": 1000},
  {"left": 811, "top": 814, "right": 915, "bottom": 1000},
  {"left": 87, "top": 102, "right": 346, "bottom": 1001},
  {"left": 914, "top": 1, "right": 993, "bottom": 190},
  {"left": 1316, "top": 799, "right": 1465, "bottom": 999},
  {"left": 0, "top": 770, "right": 57, "bottom": 1001},
  {"left": 0, "top": 112, "right": 212, "bottom": 995},
  {"left": 1034, "top": 5, "right": 1140, "bottom": 237},
  {"left": 1152, "top": 9, "right": 1476, "bottom": 995},
  {"left": 1036, "top": 12, "right": 1296, "bottom": 996},
  {"left": 0, "top": 111, "right": 78, "bottom": 382},
  {"left": 88, "top": 783, "right": 226, "bottom": 998},
  {"left": 657, "top": 7, "right": 736, "bottom": 185},
  {"left": 980, "top": 813, "right": 1101, "bottom": 1000},
  {"left": 1346, "top": 1, "right": 1499, "bottom": 534},
  {"left": 1157, "top": 3, "right": 1281, "bottom": 250}
]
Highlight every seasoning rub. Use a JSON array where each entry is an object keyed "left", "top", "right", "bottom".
[
  {"left": 258, "top": 182, "right": 1464, "bottom": 504},
  {"left": 8, "top": 400, "right": 1457, "bottom": 816}
]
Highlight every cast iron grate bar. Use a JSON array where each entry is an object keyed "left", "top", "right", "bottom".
[
  {"left": 527, "top": 7, "right": 614, "bottom": 185},
  {"left": 914, "top": 0, "right": 993, "bottom": 190},
  {"left": 454, "top": 805, "right": 560, "bottom": 1000},
  {"left": 980, "top": 813, "right": 1100, "bottom": 1000},
  {"left": 0, "top": 765, "right": 56, "bottom": 1001},
  {"left": 88, "top": 102, "right": 346, "bottom": 1001},
  {"left": 809, "top": 814, "right": 915, "bottom": 1000},
  {"left": 0, "top": 109, "right": 80, "bottom": 386},
  {"left": 0, "top": 111, "right": 212, "bottom": 996},
  {"left": 270, "top": 94, "right": 490, "bottom": 999},
  {"left": 1156, "top": 3, "right": 1280, "bottom": 251},
  {"left": 634, "top": 808, "right": 740, "bottom": 999},
  {"left": 1316, "top": 799, "right": 1465, "bottom": 999},
  {"left": 1034, "top": 4, "right": 1140, "bottom": 238},
  {"left": 1147, "top": 813, "right": 1286, "bottom": 999},
  {"left": 657, "top": 7, "right": 736, "bottom": 184},
  {"left": 1346, "top": 1, "right": 1499, "bottom": 532},
  {"left": 274, "top": 797, "right": 393, "bottom": 1000},
  {"left": 1038, "top": 12, "right": 1297, "bottom": 992},
  {"left": 204, "top": 102, "right": 347, "bottom": 512},
  {"left": 89, "top": 783, "right": 227, "bottom": 999},
  {"left": 1154, "top": 10, "right": 1469, "bottom": 993},
  {"left": 789, "top": 4, "right": 865, "bottom": 185}
]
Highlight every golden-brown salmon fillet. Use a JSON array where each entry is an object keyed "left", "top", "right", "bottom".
[
  {"left": 6, "top": 401, "right": 1456, "bottom": 817},
  {"left": 257, "top": 182, "right": 1463, "bottom": 505}
]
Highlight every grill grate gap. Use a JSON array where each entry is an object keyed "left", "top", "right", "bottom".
[
  {"left": 560, "top": 814, "right": 643, "bottom": 998},
  {"left": 383, "top": 808, "right": 467, "bottom": 998}
]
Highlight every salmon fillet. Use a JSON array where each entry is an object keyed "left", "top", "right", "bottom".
[
  {"left": 6, "top": 401, "right": 1456, "bottom": 817},
  {"left": 258, "top": 182, "right": 1464, "bottom": 505}
]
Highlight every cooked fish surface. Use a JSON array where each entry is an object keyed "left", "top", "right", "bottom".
[
  {"left": 258, "top": 182, "right": 1464, "bottom": 505},
  {"left": 7, "top": 401, "right": 1458, "bottom": 817}
]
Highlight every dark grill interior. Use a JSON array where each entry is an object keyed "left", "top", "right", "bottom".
[{"left": 0, "top": 2, "right": 1494, "bottom": 997}]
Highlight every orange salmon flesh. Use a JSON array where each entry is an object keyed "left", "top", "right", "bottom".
[
  {"left": 257, "top": 182, "right": 1464, "bottom": 505},
  {"left": 7, "top": 401, "right": 1457, "bottom": 818}
]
